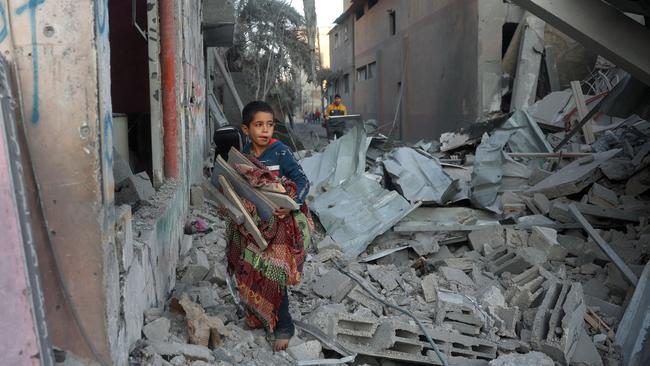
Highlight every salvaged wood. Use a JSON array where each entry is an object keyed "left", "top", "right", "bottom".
[
  {"left": 201, "top": 178, "right": 244, "bottom": 225},
  {"left": 218, "top": 175, "right": 268, "bottom": 249}
]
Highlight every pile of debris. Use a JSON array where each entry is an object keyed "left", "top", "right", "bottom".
[{"left": 130, "top": 66, "right": 648, "bottom": 366}]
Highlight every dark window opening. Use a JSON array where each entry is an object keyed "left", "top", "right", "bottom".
[
  {"left": 502, "top": 22, "right": 518, "bottom": 57},
  {"left": 355, "top": 6, "right": 365, "bottom": 20},
  {"left": 357, "top": 67, "right": 366, "bottom": 81},
  {"left": 368, "top": 0, "right": 378, "bottom": 9},
  {"left": 367, "top": 62, "right": 376, "bottom": 79},
  {"left": 109, "top": 0, "right": 154, "bottom": 195},
  {"left": 343, "top": 74, "right": 350, "bottom": 93},
  {"left": 389, "top": 11, "right": 396, "bottom": 35}
]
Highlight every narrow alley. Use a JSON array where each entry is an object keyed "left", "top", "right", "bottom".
[{"left": 1, "top": 1, "right": 650, "bottom": 366}]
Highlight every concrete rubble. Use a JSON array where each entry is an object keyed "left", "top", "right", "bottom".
[{"left": 127, "top": 57, "right": 649, "bottom": 366}]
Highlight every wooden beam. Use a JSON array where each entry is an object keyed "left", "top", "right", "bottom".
[
  {"left": 201, "top": 178, "right": 244, "bottom": 225},
  {"left": 569, "top": 204, "right": 638, "bottom": 286},
  {"left": 218, "top": 175, "right": 268, "bottom": 250}
]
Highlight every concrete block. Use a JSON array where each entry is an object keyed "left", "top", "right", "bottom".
[
  {"left": 468, "top": 224, "right": 505, "bottom": 254},
  {"left": 531, "top": 281, "right": 586, "bottom": 363},
  {"left": 312, "top": 270, "right": 354, "bottom": 302},
  {"left": 533, "top": 193, "right": 551, "bottom": 214},
  {"left": 505, "top": 266, "right": 555, "bottom": 309},
  {"left": 488, "top": 351, "right": 554, "bottom": 366},
  {"left": 410, "top": 233, "right": 440, "bottom": 256},
  {"left": 436, "top": 291, "right": 484, "bottom": 336},
  {"left": 588, "top": 183, "right": 619, "bottom": 208},
  {"left": 367, "top": 264, "right": 400, "bottom": 291},
  {"left": 180, "top": 250, "right": 210, "bottom": 284},
  {"left": 145, "top": 341, "right": 214, "bottom": 362},
  {"left": 488, "top": 247, "right": 532, "bottom": 276},
  {"left": 571, "top": 327, "right": 604, "bottom": 366},
  {"left": 490, "top": 306, "right": 520, "bottom": 338},
  {"left": 440, "top": 266, "right": 475, "bottom": 287},
  {"left": 143, "top": 317, "right": 171, "bottom": 342},
  {"left": 287, "top": 340, "right": 322, "bottom": 361},
  {"left": 529, "top": 226, "right": 567, "bottom": 261},
  {"left": 116, "top": 172, "right": 156, "bottom": 206},
  {"left": 347, "top": 285, "right": 383, "bottom": 316},
  {"left": 190, "top": 185, "right": 204, "bottom": 207},
  {"left": 180, "top": 235, "right": 193, "bottom": 258},
  {"left": 421, "top": 274, "right": 439, "bottom": 303},
  {"left": 372, "top": 321, "right": 424, "bottom": 354},
  {"left": 505, "top": 227, "right": 529, "bottom": 248},
  {"left": 316, "top": 236, "right": 341, "bottom": 252},
  {"left": 206, "top": 261, "right": 227, "bottom": 286},
  {"left": 516, "top": 247, "right": 549, "bottom": 266}
]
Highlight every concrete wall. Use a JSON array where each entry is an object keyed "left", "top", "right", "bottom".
[
  {"left": 328, "top": 15, "right": 355, "bottom": 110},
  {"left": 348, "top": 0, "right": 480, "bottom": 141},
  {"left": 0, "top": 0, "right": 209, "bottom": 364},
  {"left": 328, "top": 0, "right": 511, "bottom": 141}
]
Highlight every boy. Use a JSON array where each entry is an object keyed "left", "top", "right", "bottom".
[{"left": 230, "top": 101, "right": 310, "bottom": 351}]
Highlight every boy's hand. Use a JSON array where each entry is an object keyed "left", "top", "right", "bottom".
[{"left": 273, "top": 207, "right": 292, "bottom": 219}]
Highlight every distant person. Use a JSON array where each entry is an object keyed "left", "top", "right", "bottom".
[
  {"left": 324, "top": 94, "right": 347, "bottom": 139},
  {"left": 314, "top": 110, "right": 321, "bottom": 123},
  {"left": 303, "top": 111, "right": 309, "bottom": 123}
]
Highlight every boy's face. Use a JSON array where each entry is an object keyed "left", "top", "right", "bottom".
[
  {"left": 242, "top": 111, "right": 275, "bottom": 148},
  {"left": 334, "top": 97, "right": 341, "bottom": 106}
]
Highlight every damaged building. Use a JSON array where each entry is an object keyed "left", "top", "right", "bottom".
[{"left": 2, "top": 0, "right": 650, "bottom": 366}]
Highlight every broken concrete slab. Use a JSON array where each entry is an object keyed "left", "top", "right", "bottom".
[
  {"left": 312, "top": 270, "right": 355, "bottom": 302},
  {"left": 347, "top": 285, "right": 383, "bottom": 316},
  {"left": 287, "top": 340, "right": 322, "bottom": 361},
  {"left": 571, "top": 326, "right": 604, "bottom": 366},
  {"left": 410, "top": 233, "right": 440, "bottom": 256},
  {"left": 528, "top": 226, "right": 567, "bottom": 261},
  {"left": 588, "top": 183, "right": 619, "bottom": 208},
  {"left": 143, "top": 317, "right": 171, "bottom": 342},
  {"left": 528, "top": 149, "right": 621, "bottom": 199},
  {"left": 439, "top": 267, "right": 475, "bottom": 287},
  {"left": 468, "top": 224, "right": 504, "bottom": 254},
  {"left": 421, "top": 274, "right": 439, "bottom": 303},
  {"left": 190, "top": 185, "right": 204, "bottom": 207},
  {"left": 315, "top": 236, "right": 341, "bottom": 253},
  {"left": 180, "top": 250, "right": 210, "bottom": 284},
  {"left": 367, "top": 264, "right": 400, "bottom": 292},
  {"left": 533, "top": 193, "right": 551, "bottom": 214},
  {"left": 116, "top": 171, "right": 156, "bottom": 206},
  {"left": 145, "top": 341, "right": 215, "bottom": 362},
  {"left": 488, "top": 351, "right": 554, "bottom": 366}
]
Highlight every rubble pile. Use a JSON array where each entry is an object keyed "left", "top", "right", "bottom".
[{"left": 131, "top": 65, "right": 648, "bottom": 365}]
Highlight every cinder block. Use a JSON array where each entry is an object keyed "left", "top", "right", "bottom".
[
  {"left": 529, "top": 226, "right": 567, "bottom": 261},
  {"left": 180, "top": 250, "right": 210, "bottom": 283},
  {"left": 312, "top": 270, "right": 355, "bottom": 302},
  {"left": 347, "top": 285, "right": 383, "bottom": 316},
  {"left": 531, "top": 281, "right": 586, "bottom": 363},
  {"left": 435, "top": 291, "right": 483, "bottom": 336},
  {"left": 505, "top": 266, "right": 555, "bottom": 309},
  {"left": 488, "top": 247, "right": 532, "bottom": 276}
]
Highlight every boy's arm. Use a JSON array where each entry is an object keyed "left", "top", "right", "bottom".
[{"left": 279, "top": 147, "right": 310, "bottom": 205}]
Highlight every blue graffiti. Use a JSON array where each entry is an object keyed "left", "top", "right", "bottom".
[
  {"left": 17, "top": 0, "right": 46, "bottom": 124},
  {"left": 103, "top": 112, "right": 113, "bottom": 167},
  {"left": 96, "top": 0, "right": 108, "bottom": 35},
  {"left": 0, "top": 4, "right": 8, "bottom": 43}
]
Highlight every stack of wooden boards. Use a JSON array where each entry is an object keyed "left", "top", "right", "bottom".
[{"left": 207, "top": 147, "right": 300, "bottom": 249}]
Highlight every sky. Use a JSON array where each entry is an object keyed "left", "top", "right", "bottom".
[{"left": 291, "top": 0, "right": 344, "bottom": 27}]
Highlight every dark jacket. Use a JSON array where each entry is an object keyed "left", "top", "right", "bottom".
[{"left": 242, "top": 139, "right": 309, "bottom": 205}]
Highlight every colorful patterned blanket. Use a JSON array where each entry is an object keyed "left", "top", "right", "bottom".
[{"left": 223, "top": 155, "right": 311, "bottom": 333}]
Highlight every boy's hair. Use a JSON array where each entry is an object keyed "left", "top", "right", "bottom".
[
  {"left": 242, "top": 101, "right": 274, "bottom": 126},
  {"left": 334, "top": 94, "right": 341, "bottom": 99}
]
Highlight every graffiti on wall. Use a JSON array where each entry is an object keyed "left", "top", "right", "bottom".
[{"left": 16, "top": 0, "right": 46, "bottom": 124}]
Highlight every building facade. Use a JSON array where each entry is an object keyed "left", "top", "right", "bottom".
[
  {"left": 328, "top": 0, "right": 517, "bottom": 141},
  {"left": 0, "top": 1, "right": 233, "bottom": 365}
]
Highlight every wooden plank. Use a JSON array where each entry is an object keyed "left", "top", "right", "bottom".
[
  {"left": 218, "top": 175, "right": 268, "bottom": 250},
  {"left": 570, "top": 81, "right": 595, "bottom": 144},
  {"left": 201, "top": 178, "right": 245, "bottom": 225},
  {"left": 213, "top": 156, "right": 276, "bottom": 220},
  {"left": 569, "top": 204, "right": 638, "bottom": 285},
  {"left": 261, "top": 191, "right": 299, "bottom": 210}
]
